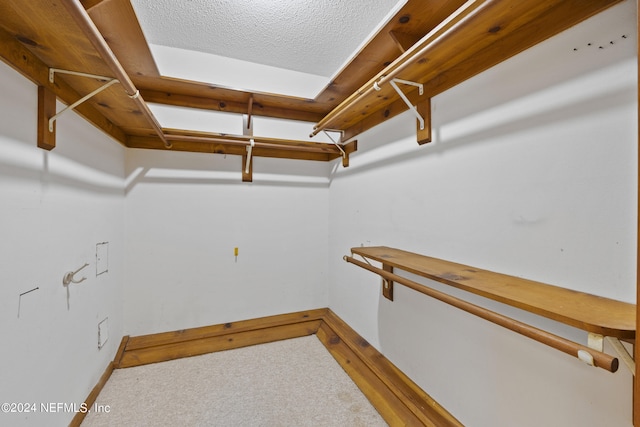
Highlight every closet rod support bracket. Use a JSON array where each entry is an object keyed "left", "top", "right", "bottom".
[
  {"left": 49, "top": 68, "right": 115, "bottom": 84},
  {"left": 323, "top": 130, "right": 351, "bottom": 167},
  {"left": 245, "top": 139, "right": 255, "bottom": 174},
  {"left": 47, "top": 68, "right": 120, "bottom": 133},
  {"left": 388, "top": 79, "right": 425, "bottom": 130},
  {"left": 577, "top": 350, "right": 595, "bottom": 367},
  {"left": 605, "top": 337, "right": 635, "bottom": 375},
  {"left": 323, "top": 131, "right": 346, "bottom": 159},
  {"left": 242, "top": 115, "right": 254, "bottom": 181}
]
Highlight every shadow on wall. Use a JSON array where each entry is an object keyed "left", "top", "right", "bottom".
[
  {"left": 331, "top": 0, "right": 636, "bottom": 180},
  {"left": 0, "top": 84, "right": 126, "bottom": 196},
  {"left": 124, "top": 148, "right": 333, "bottom": 194},
  {"left": 0, "top": 147, "right": 124, "bottom": 197},
  {"left": 0, "top": 132, "right": 333, "bottom": 195},
  {"left": 332, "top": 79, "right": 634, "bottom": 181}
]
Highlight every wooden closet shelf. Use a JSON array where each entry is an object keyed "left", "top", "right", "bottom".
[
  {"left": 312, "top": 0, "right": 623, "bottom": 141},
  {"left": 350, "top": 246, "right": 635, "bottom": 340}
]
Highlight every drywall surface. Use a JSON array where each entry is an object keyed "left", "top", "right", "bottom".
[
  {"left": 0, "top": 62, "right": 125, "bottom": 426},
  {"left": 328, "top": 1, "right": 637, "bottom": 426},
  {"left": 123, "top": 148, "right": 331, "bottom": 336},
  {"left": 132, "top": 0, "right": 403, "bottom": 77}
]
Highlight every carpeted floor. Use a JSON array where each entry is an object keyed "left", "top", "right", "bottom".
[{"left": 82, "top": 335, "right": 388, "bottom": 426}]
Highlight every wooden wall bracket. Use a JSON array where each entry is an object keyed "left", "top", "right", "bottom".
[
  {"left": 41, "top": 68, "right": 123, "bottom": 150},
  {"left": 341, "top": 139, "right": 357, "bottom": 167},
  {"left": 37, "top": 86, "right": 56, "bottom": 150},
  {"left": 246, "top": 95, "right": 254, "bottom": 130},
  {"left": 385, "top": 79, "right": 432, "bottom": 145},
  {"left": 382, "top": 263, "right": 394, "bottom": 301},
  {"left": 416, "top": 98, "right": 431, "bottom": 145},
  {"left": 324, "top": 130, "right": 352, "bottom": 168}
]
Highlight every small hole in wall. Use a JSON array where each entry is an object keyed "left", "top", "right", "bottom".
[{"left": 572, "top": 35, "right": 629, "bottom": 52}]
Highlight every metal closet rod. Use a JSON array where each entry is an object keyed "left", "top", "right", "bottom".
[
  {"left": 165, "top": 134, "right": 341, "bottom": 154},
  {"left": 60, "top": 0, "right": 171, "bottom": 148},
  {"left": 343, "top": 255, "right": 619, "bottom": 373},
  {"left": 311, "top": 0, "right": 495, "bottom": 137}
]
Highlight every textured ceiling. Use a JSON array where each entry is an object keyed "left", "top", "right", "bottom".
[{"left": 130, "top": 0, "right": 404, "bottom": 77}]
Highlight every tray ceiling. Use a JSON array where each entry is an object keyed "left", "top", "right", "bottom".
[{"left": 130, "top": 0, "right": 405, "bottom": 78}]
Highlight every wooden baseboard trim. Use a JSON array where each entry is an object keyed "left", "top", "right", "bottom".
[
  {"left": 118, "top": 308, "right": 327, "bottom": 368},
  {"left": 113, "top": 335, "right": 129, "bottom": 368},
  {"left": 320, "top": 310, "right": 463, "bottom": 427},
  {"left": 68, "top": 361, "right": 114, "bottom": 427},
  {"left": 79, "top": 307, "right": 460, "bottom": 426},
  {"left": 317, "top": 321, "right": 426, "bottom": 425}
]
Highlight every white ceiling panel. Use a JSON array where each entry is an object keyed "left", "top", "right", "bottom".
[{"left": 131, "top": 0, "right": 405, "bottom": 77}]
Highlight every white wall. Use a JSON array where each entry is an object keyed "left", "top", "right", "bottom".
[
  {"left": 0, "top": 1, "right": 636, "bottom": 426},
  {"left": 328, "top": 1, "right": 637, "bottom": 426},
  {"left": 123, "top": 36, "right": 334, "bottom": 336},
  {"left": 0, "top": 61, "right": 125, "bottom": 426},
  {"left": 123, "top": 148, "right": 331, "bottom": 335}
]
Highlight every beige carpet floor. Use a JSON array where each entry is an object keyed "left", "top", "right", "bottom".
[{"left": 82, "top": 335, "right": 388, "bottom": 426}]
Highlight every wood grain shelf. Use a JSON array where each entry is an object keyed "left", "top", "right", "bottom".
[
  {"left": 0, "top": 0, "right": 623, "bottom": 155},
  {"left": 350, "top": 246, "right": 635, "bottom": 340},
  {"left": 312, "top": 0, "right": 624, "bottom": 142}
]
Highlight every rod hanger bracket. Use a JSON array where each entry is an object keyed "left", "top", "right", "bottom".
[
  {"left": 353, "top": 253, "right": 393, "bottom": 300},
  {"left": 242, "top": 115, "right": 255, "bottom": 179},
  {"left": 387, "top": 78, "right": 425, "bottom": 130},
  {"left": 585, "top": 333, "right": 635, "bottom": 374},
  {"left": 47, "top": 68, "right": 120, "bottom": 133},
  {"left": 605, "top": 336, "right": 635, "bottom": 375},
  {"left": 245, "top": 138, "right": 255, "bottom": 175},
  {"left": 323, "top": 130, "right": 346, "bottom": 160},
  {"left": 577, "top": 350, "right": 595, "bottom": 367},
  {"left": 49, "top": 68, "right": 115, "bottom": 84},
  {"left": 353, "top": 252, "right": 372, "bottom": 266}
]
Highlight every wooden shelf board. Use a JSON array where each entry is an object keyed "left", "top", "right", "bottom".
[
  {"left": 316, "top": 0, "right": 623, "bottom": 138},
  {"left": 0, "top": 0, "right": 624, "bottom": 155},
  {"left": 125, "top": 128, "right": 355, "bottom": 161},
  {"left": 351, "top": 246, "right": 635, "bottom": 339}
]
